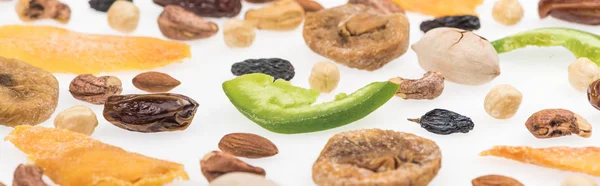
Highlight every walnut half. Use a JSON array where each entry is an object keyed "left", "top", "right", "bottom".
[{"left": 15, "top": 0, "right": 71, "bottom": 23}]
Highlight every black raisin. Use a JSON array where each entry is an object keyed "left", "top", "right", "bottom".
[
  {"left": 420, "top": 15, "right": 481, "bottom": 33},
  {"left": 231, "top": 58, "right": 295, "bottom": 81},
  {"left": 408, "top": 109, "right": 474, "bottom": 135},
  {"left": 89, "top": 0, "right": 133, "bottom": 12}
]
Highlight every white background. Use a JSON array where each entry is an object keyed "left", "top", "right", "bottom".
[{"left": 1, "top": 0, "right": 600, "bottom": 185}]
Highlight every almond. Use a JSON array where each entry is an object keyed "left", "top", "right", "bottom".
[
  {"left": 295, "top": 0, "right": 323, "bottom": 12},
  {"left": 132, "top": 71, "right": 181, "bottom": 93},
  {"left": 472, "top": 175, "right": 524, "bottom": 186},
  {"left": 218, "top": 133, "right": 278, "bottom": 158}
]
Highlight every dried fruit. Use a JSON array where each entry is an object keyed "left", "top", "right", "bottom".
[
  {"left": 420, "top": 15, "right": 480, "bottom": 33},
  {"left": 588, "top": 79, "right": 600, "bottom": 110},
  {"left": 0, "top": 182, "right": 4, "bottom": 186},
  {"left": 492, "top": 0, "right": 524, "bottom": 26},
  {"left": 309, "top": 62, "right": 340, "bottom": 93},
  {"left": 390, "top": 0, "right": 483, "bottom": 17},
  {"left": 69, "top": 74, "right": 123, "bottom": 105},
  {"left": 569, "top": 58, "right": 600, "bottom": 92},
  {"left": 481, "top": 145, "right": 600, "bottom": 176},
  {"left": 16, "top": 0, "right": 71, "bottom": 23},
  {"left": 245, "top": 0, "right": 274, "bottom": 3},
  {"left": 54, "top": 106, "right": 98, "bottom": 136},
  {"left": 103, "top": 93, "right": 199, "bottom": 133},
  {"left": 0, "top": 25, "right": 191, "bottom": 74},
  {"left": 413, "top": 28, "right": 500, "bottom": 85},
  {"left": 107, "top": 0, "right": 140, "bottom": 33},
  {"left": 562, "top": 175, "right": 598, "bottom": 186},
  {"left": 484, "top": 85, "right": 522, "bottom": 119},
  {"left": 223, "top": 19, "right": 257, "bottom": 48},
  {"left": 153, "top": 0, "right": 242, "bottom": 18},
  {"left": 0, "top": 57, "right": 58, "bottom": 127},
  {"left": 313, "top": 129, "right": 441, "bottom": 186},
  {"left": 158, "top": 5, "right": 219, "bottom": 41},
  {"left": 408, "top": 109, "right": 475, "bottom": 135},
  {"left": 245, "top": 0, "right": 305, "bottom": 30},
  {"left": 89, "top": 0, "right": 133, "bottom": 12},
  {"left": 231, "top": 58, "right": 295, "bottom": 81},
  {"left": 539, "top": 0, "right": 600, "bottom": 25},
  {"left": 5, "top": 126, "right": 189, "bottom": 185},
  {"left": 13, "top": 164, "right": 49, "bottom": 186},
  {"left": 348, "top": 0, "right": 404, "bottom": 14},
  {"left": 200, "top": 151, "right": 266, "bottom": 182},
  {"left": 525, "top": 109, "right": 592, "bottom": 139},
  {"left": 210, "top": 173, "right": 279, "bottom": 186},
  {"left": 218, "top": 133, "right": 279, "bottom": 158},
  {"left": 472, "top": 175, "right": 524, "bottom": 186},
  {"left": 295, "top": 0, "right": 324, "bottom": 12},
  {"left": 132, "top": 71, "right": 181, "bottom": 93},
  {"left": 303, "top": 4, "right": 410, "bottom": 71},
  {"left": 389, "top": 71, "right": 445, "bottom": 100}
]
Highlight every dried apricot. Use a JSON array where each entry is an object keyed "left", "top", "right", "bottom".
[{"left": 391, "top": 0, "right": 483, "bottom": 17}]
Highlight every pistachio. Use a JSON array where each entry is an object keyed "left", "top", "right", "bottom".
[
  {"left": 69, "top": 74, "right": 123, "bottom": 105},
  {"left": 158, "top": 5, "right": 219, "bottom": 40},
  {"left": 569, "top": 58, "right": 600, "bottom": 92},
  {"left": 389, "top": 71, "right": 444, "bottom": 100},
  {"left": 484, "top": 85, "right": 523, "bottom": 119},
  {"left": 245, "top": 0, "right": 304, "bottom": 30},
  {"left": 132, "top": 71, "right": 181, "bottom": 93}
]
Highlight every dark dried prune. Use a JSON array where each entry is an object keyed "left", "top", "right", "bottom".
[
  {"left": 153, "top": 0, "right": 241, "bottom": 18},
  {"left": 89, "top": 0, "right": 133, "bottom": 12},
  {"left": 420, "top": 15, "right": 480, "bottom": 33},
  {"left": 231, "top": 58, "right": 295, "bottom": 81},
  {"left": 408, "top": 109, "right": 474, "bottom": 135}
]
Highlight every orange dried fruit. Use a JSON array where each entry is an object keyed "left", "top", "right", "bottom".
[
  {"left": 390, "top": 0, "right": 483, "bottom": 17},
  {"left": 0, "top": 25, "right": 191, "bottom": 74},
  {"left": 5, "top": 126, "right": 189, "bottom": 186},
  {"left": 481, "top": 145, "right": 600, "bottom": 176}
]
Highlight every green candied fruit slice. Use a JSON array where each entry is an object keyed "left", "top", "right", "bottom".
[{"left": 222, "top": 73, "right": 400, "bottom": 134}]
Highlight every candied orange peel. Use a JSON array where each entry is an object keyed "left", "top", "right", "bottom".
[
  {"left": 5, "top": 126, "right": 189, "bottom": 186},
  {"left": 481, "top": 145, "right": 600, "bottom": 176},
  {"left": 0, "top": 25, "right": 191, "bottom": 74},
  {"left": 390, "top": 0, "right": 483, "bottom": 17}
]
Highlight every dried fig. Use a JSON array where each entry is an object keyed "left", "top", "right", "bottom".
[
  {"left": 525, "top": 109, "right": 592, "bottom": 139},
  {"left": 313, "top": 129, "right": 441, "bottom": 186},
  {"left": 158, "top": 5, "right": 219, "bottom": 41},
  {"left": 245, "top": 0, "right": 305, "bottom": 30},
  {"left": 15, "top": 0, "right": 71, "bottom": 23},
  {"left": 0, "top": 57, "right": 58, "bottom": 127}
]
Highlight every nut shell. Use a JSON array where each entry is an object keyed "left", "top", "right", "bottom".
[
  {"left": 158, "top": 5, "right": 219, "bottom": 41},
  {"left": 69, "top": 74, "right": 123, "bottom": 105}
]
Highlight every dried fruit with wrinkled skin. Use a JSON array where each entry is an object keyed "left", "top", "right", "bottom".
[
  {"left": 159, "top": 6, "right": 219, "bottom": 41},
  {"left": 420, "top": 15, "right": 480, "bottom": 33},
  {"left": 5, "top": 126, "right": 189, "bottom": 186},
  {"left": 54, "top": 106, "right": 98, "bottom": 136},
  {"left": 210, "top": 173, "right": 280, "bottom": 186},
  {"left": 0, "top": 25, "right": 191, "bottom": 74},
  {"left": 223, "top": 19, "right": 256, "bottom": 48},
  {"left": 562, "top": 175, "right": 598, "bottom": 186},
  {"left": 245, "top": 0, "right": 274, "bottom": 3},
  {"left": 588, "top": 79, "right": 600, "bottom": 110},
  {"left": 153, "top": 0, "right": 241, "bottom": 18},
  {"left": 303, "top": 4, "right": 410, "bottom": 71},
  {"left": 200, "top": 151, "right": 266, "bottom": 182},
  {"left": 408, "top": 109, "right": 474, "bottom": 135},
  {"left": 390, "top": 0, "right": 483, "bottom": 17},
  {"left": 89, "top": 0, "right": 133, "bottom": 12},
  {"left": 16, "top": 0, "right": 71, "bottom": 23},
  {"left": 480, "top": 146, "right": 600, "bottom": 176},
  {"left": 245, "top": 0, "right": 305, "bottom": 30},
  {"left": 309, "top": 62, "right": 340, "bottom": 93},
  {"left": 132, "top": 71, "right": 181, "bottom": 92},
  {"left": 107, "top": 1, "right": 140, "bottom": 33},
  {"left": 69, "top": 74, "right": 123, "bottom": 105},
  {"left": 218, "top": 133, "right": 279, "bottom": 158},
  {"left": 570, "top": 58, "right": 600, "bottom": 92},
  {"left": 231, "top": 58, "right": 295, "bottom": 81},
  {"left": 539, "top": 0, "right": 600, "bottom": 25},
  {"left": 484, "top": 85, "right": 522, "bottom": 119},
  {"left": 103, "top": 94, "right": 199, "bottom": 133},
  {"left": 348, "top": 0, "right": 404, "bottom": 14},
  {"left": 492, "top": 0, "right": 524, "bottom": 26},
  {"left": 0, "top": 57, "right": 58, "bottom": 127},
  {"left": 13, "top": 164, "right": 49, "bottom": 186},
  {"left": 295, "top": 0, "right": 323, "bottom": 12},
  {"left": 472, "top": 175, "right": 524, "bottom": 186},
  {"left": 525, "top": 109, "right": 592, "bottom": 138},
  {"left": 389, "top": 71, "right": 444, "bottom": 100},
  {"left": 313, "top": 129, "right": 441, "bottom": 186}
]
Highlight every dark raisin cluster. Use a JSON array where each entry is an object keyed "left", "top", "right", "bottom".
[
  {"left": 89, "top": 0, "right": 133, "bottom": 12},
  {"left": 420, "top": 15, "right": 481, "bottom": 33},
  {"left": 231, "top": 58, "right": 295, "bottom": 81}
]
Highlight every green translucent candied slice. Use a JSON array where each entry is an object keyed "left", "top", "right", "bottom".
[{"left": 222, "top": 73, "right": 400, "bottom": 134}]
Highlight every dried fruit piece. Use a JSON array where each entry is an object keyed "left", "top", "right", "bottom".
[
  {"left": 313, "top": 129, "right": 441, "bottom": 186},
  {"left": 158, "top": 5, "right": 219, "bottom": 41},
  {"left": 539, "top": 0, "right": 600, "bottom": 25},
  {"left": 210, "top": 173, "right": 279, "bottom": 186},
  {"left": 231, "top": 58, "right": 295, "bottom": 81},
  {"left": 103, "top": 93, "right": 199, "bottom": 133},
  {"left": 245, "top": 0, "right": 305, "bottom": 30},
  {"left": 420, "top": 15, "right": 480, "bottom": 33},
  {"left": 89, "top": 0, "right": 133, "bottom": 12},
  {"left": 54, "top": 106, "right": 98, "bottom": 136},
  {"left": 588, "top": 79, "right": 600, "bottom": 110},
  {"left": 245, "top": 0, "right": 274, "bottom": 3},
  {"left": 295, "top": 0, "right": 323, "bottom": 12},
  {"left": 13, "top": 164, "right": 49, "bottom": 186},
  {"left": 153, "top": 0, "right": 242, "bottom": 18},
  {"left": 408, "top": 109, "right": 475, "bottom": 135},
  {"left": 389, "top": 71, "right": 445, "bottom": 100},
  {"left": 480, "top": 146, "right": 600, "bottom": 176},
  {"left": 16, "top": 0, "right": 71, "bottom": 23},
  {"left": 0, "top": 57, "right": 58, "bottom": 127},
  {"left": 525, "top": 109, "right": 592, "bottom": 138},
  {"left": 69, "top": 74, "right": 123, "bottom": 105},
  {"left": 0, "top": 25, "right": 191, "bottom": 74},
  {"left": 348, "top": 0, "right": 404, "bottom": 14},
  {"left": 309, "top": 62, "right": 340, "bottom": 93},
  {"left": 5, "top": 126, "right": 189, "bottom": 186},
  {"left": 132, "top": 71, "right": 181, "bottom": 92},
  {"left": 218, "top": 133, "right": 279, "bottom": 158},
  {"left": 484, "top": 85, "right": 522, "bottom": 119},
  {"left": 562, "top": 175, "right": 598, "bottom": 186},
  {"left": 223, "top": 19, "right": 256, "bottom": 48},
  {"left": 472, "top": 175, "right": 523, "bottom": 186},
  {"left": 390, "top": 0, "right": 483, "bottom": 17},
  {"left": 492, "top": 0, "right": 524, "bottom": 26},
  {"left": 107, "top": 0, "right": 140, "bottom": 33},
  {"left": 200, "top": 151, "right": 266, "bottom": 182},
  {"left": 570, "top": 58, "right": 600, "bottom": 92}
]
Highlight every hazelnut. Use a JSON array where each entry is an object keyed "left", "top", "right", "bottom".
[
  {"left": 569, "top": 58, "right": 600, "bottom": 92},
  {"left": 223, "top": 19, "right": 257, "bottom": 48},
  {"left": 484, "top": 84, "right": 522, "bottom": 119},
  {"left": 309, "top": 62, "right": 340, "bottom": 93},
  {"left": 107, "top": 0, "right": 140, "bottom": 33},
  {"left": 492, "top": 0, "right": 524, "bottom": 26},
  {"left": 54, "top": 105, "right": 98, "bottom": 136}
]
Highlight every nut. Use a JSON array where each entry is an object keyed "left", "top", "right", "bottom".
[
  {"left": 245, "top": 0, "right": 305, "bottom": 30},
  {"left": 348, "top": 0, "right": 404, "bottom": 14},
  {"left": 200, "top": 151, "right": 266, "bottom": 182},
  {"left": 69, "top": 74, "right": 123, "bottom": 105},
  {"left": 0, "top": 182, "right": 4, "bottom": 186},
  {"left": 484, "top": 84, "right": 523, "bottom": 119},
  {"left": 107, "top": 0, "right": 140, "bottom": 33},
  {"left": 525, "top": 109, "right": 592, "bottom": 139},
  {"left": 223, "top": 19, "right": 257, "bottom": 48},
  {"left": 295, "top": 0, "right": 324, "bottom": 12},
  {"left": 158, "top": 5, "right": 219, "bottom": 41},
  {"left": 472, "top": 175, "right": 524, "bottom": 186},
  {"left": 210, "top": 173, "right": 280, "bottom": 186},
  {"left": 308, "top": 62, "right": 340, "bottom": 93},
  {"left": 338, "top": 12, "right": 389, "bottom": 36},
  {"left": 588, "top": 79, "right": 600, "bottom": 110},
  {"left": 54, "top": 105, "right": 98, "bottom": 136},
  {"left": 569, "top": 58, "right": 600, "bottom": 92},
  {"left": 492, "top": 0, "right": 524, "bottom": 26},
  {"left": 12, "top": 164, "right": 49, "bottom": 186},
  {"left": 562, "top": 175, "right": 598, "bottom": 186},
  {"left": 245, "top": 0, "right": 275, "bottom": 3},
  {"left": 132, "top": 71, "right": 181, "bottom": 93},
  {"left": 389, "top": 71, "right": 444, "bottom": 100},
  {"left": 539, "top": 0, "right": 600, "bottom": 25},
  {"left": 218, "top": 133, "right": 279, "bottom": 158},
  {"left": 15, "top": 0, "right": 71, "bottom": 23}
]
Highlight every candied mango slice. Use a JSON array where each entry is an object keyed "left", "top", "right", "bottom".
[
  {"left": 0, "top": 25, "right": 191, "bottom": 74},
  {"left": 390, "top": 0, "right": 483, "bottom": 17},
  {"left": 481, "top": 146, "right": 600, "bottom": 176},
  {"left": 5, "top": 126, "right": 189, "bottom": 186}
]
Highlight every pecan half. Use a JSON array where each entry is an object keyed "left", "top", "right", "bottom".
[{"left": 539, "top": 0, "right": 600, "bottom": 25}]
